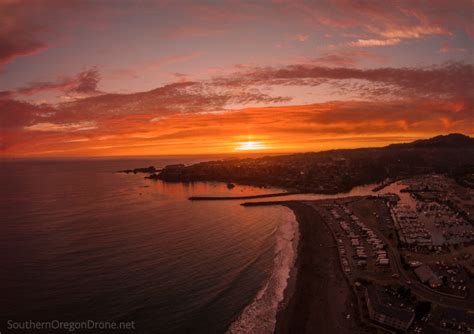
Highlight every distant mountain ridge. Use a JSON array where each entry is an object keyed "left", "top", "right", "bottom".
[{"left": 388, "top": 133, "right": 474, "bottom": 149}]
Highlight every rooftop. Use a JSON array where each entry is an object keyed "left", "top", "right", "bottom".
[{"left": 366, "top": 284, "right": 415, "bottom": 323}]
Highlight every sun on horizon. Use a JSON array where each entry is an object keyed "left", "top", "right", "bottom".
[
  {"left": 0, "top": 1, "right": 472, "bottom": 158},
  {"left": 234, "top": 141, "right": 269, "bottom": 151}
]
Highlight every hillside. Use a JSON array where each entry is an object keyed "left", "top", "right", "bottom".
[{"left": 155, "top": 134, "right": 474, "bottom": 193}]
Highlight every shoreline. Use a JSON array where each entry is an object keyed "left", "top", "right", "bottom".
[
  {"left": 225, "top": 206, "right": 300, "bottom": 334},
  {"left": 276, "top": 201, "right": 358, "bottom": 333},
  {"left": 273, "top": 203, "right": 300, "bottom": 333},
  {"left": 246, "top": 201, "right": 360, "bottom": 334}
]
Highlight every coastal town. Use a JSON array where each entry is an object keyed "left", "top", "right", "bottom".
[
  {"left": 263, "top": 174, "right": 474, "bottom": 333},
  {"left": 154, "top": 134, "right": 474, "bottom": 195},
  {"left": 123, "top": 134, "right": 474, "bottom": 333},
  {"left": 4, "top": 0, "right": 473, "bottom": 332}
]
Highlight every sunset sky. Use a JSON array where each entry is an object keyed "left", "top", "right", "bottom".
[{"left": 1, "top": 0, "right": 473, "bottom": 157}]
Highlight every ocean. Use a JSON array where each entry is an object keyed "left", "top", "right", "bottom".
[{"left": 0, "top": 158, "right": 298, "bottom": 333}]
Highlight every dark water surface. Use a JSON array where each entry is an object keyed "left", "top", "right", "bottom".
[{"left": 0, "top": 159, "right": 294, "bottom": 333}]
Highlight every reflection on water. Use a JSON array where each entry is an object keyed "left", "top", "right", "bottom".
[
  {"left": 0, "top": 158, "right": 407, "bottom": 334},
  {"left": 0, "top": 159, "right": 293, "bottom": 334},
  {"left": 243, "top": 182, "right": 389, "bottom": 203}
]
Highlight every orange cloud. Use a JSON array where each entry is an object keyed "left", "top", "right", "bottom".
[
  {"left": 293, "top": 34, "right": 309, "bottom": 42},
  {"left": 308, "top": 50, "right": 386, "bottom": 66},
  {"left": 214, "top": 62, "right": 473, "bottom": 100},
  {"left": 2, "top": 68, "right": 102, "bottom": 99},
  {"left": 0, "top": 2, "right": 48, "bottom": 69},
  {"left": 378, "top": 25, "right": 451, "bottom": 39},
  {"left": 349, "top": 38, "right": 401, "bottom": 47},
  {"left": 2, "top": 99, "right": 472, "bottom": 157}
]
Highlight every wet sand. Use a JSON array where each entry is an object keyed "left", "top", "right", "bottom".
[{"left": 271, "top": 202, "right": 361, "bottom": 334}]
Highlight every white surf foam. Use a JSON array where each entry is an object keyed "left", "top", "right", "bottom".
[{"left": 226, "top": 209, "right": 299, "bottom": 334}]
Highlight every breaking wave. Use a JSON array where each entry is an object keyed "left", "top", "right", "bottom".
[{"left": 226, "top": 209, "right": 299, "bottom": 334}]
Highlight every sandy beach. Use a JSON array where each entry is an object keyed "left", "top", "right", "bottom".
[{"left": 273, "top": 202, "right": 364, "bottom": 334}]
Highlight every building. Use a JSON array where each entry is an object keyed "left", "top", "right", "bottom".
[
  {"left": 351, "top": 238, "right": 360, "bottom": 246},
  {"left": 377, "top": 258, "right": 390, "bottom": 265},
  {"left": 414, "top": 265, "right": 442, "bottom": 288},
  {"left": 365, "top": 285, "right": 415, "bottom": 331}
]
